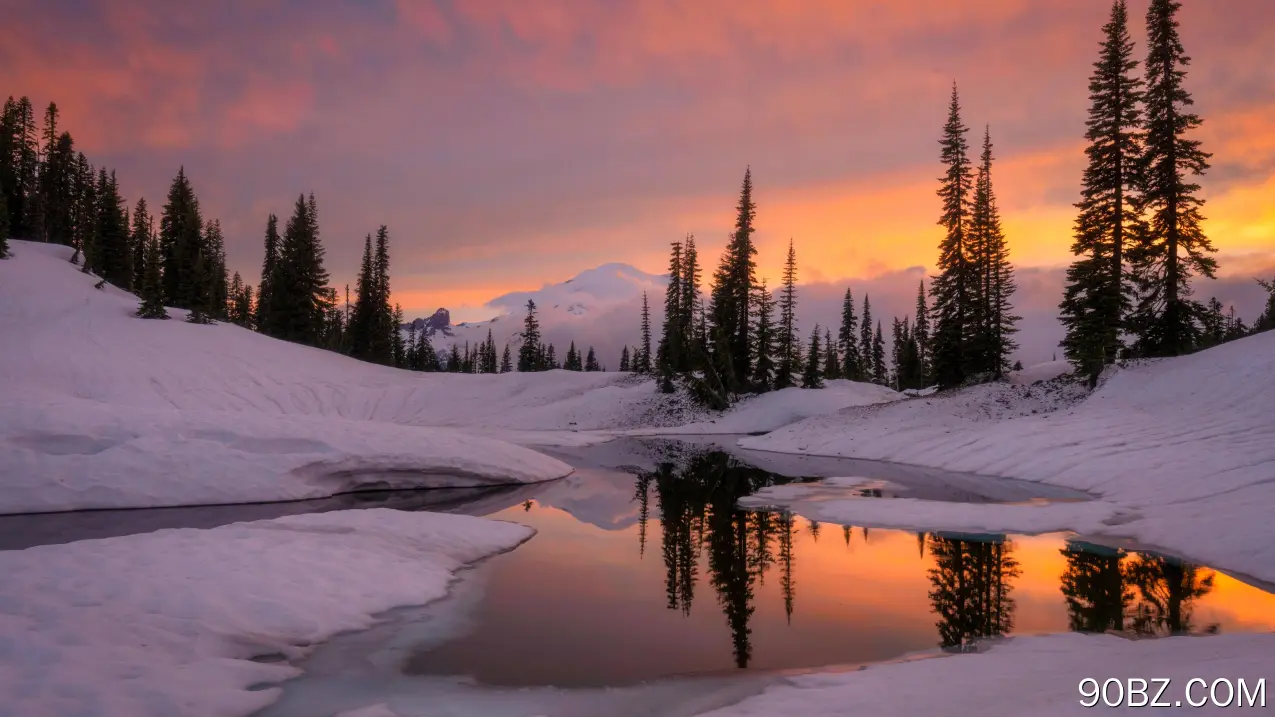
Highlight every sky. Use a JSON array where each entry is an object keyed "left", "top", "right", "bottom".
[{"left": 4, "top": 0, "right": 1275, "bottom": 331}]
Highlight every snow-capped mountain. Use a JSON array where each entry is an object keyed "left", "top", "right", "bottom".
[
  {"left": 402, "top": 263, "right": 669, "bottom": 368},
  {"left": 403, "top": 308, "right": 454, "bottom": 338}
]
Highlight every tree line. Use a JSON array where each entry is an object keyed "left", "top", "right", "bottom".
[
  {"left": 1059, "top": 0, "right": 1273, "bottom": 383},
  {"left": 0, "top": 98, "right": 609, "bottom": 373},
  {"left": 622, "top": 0, "right": 1273, "bottom": 405}
]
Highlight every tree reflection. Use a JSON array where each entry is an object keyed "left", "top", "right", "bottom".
[
  {"left": 1059, "top": 541, "right": 1131, "bottom": 632},
  {"left": 927, "top": 533, "right": 1021, "bottom": 650},
  {"left": 642, "top": 448, "right": 814, "bottom": 668},
  {"left": 1125, "top": 554, "right": 1216, "bottom": 635},
  {"left": 1059, "top": 543, "right": 1215, "bottom": 636}
]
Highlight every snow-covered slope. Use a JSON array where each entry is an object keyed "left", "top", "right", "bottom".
[
  {"left": 0, "top": 509, "right": 533, "bottom": 717},
  {"left": 0, "top": 242, "right": 900, "bottom": 512},
  {"left": 0, "top": 242, "right": 584, "bottom": 512},
  {"left": 740, "top": 332, "right": 1275, "bottom": 584}
]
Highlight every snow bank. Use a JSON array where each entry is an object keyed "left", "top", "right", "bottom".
[
  {"left": 1008, "top": 359, "right": 1072, "bottom": 385},
  {"left": 699, "top": 632, "right": 1274, "bottom": 717},
  {"left": 0, "top": 242, "right": 582, "bottom": 512},
  {"left": 739, "top": 487, "right": 1119, "bottom": 536},
  {"left": 741, "top": 332, "right": 1275, "bottom": 584},
  {"left": 621, "top": 380, "right": 901, "bottom": 437},
  {"left": 0, "top": 509, "right": 533, "bottom": 717}
]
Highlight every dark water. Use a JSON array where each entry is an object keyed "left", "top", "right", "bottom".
[{"left": 399, "top": 446, "right": 1275, "bottom": 688}]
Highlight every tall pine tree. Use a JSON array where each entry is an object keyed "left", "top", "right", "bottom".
[
  {"left": 518, "top": 299, "right": 543, "bottom": 371},
  {"left": 638, "top": 289, "right": 654, "bottom": 374},
  {"left": 656, "top": 242, "right": 683, "bottom": 385},
  {"left": 257, "top": 214, "right": 280, "bottom": 329},
  {"left": 1060, "top": 0, "right": 1145, "bottom": 383},
  {"left": 159, "top": 167, "right": 204, "bottom": 309},
  {"left": 913, "top": 280, "right": 931, "bottom": 384},
  {"left": 801, "top": 325, "right": 823, "bottom": 389},
  {"left": 750, "top": 279, "right": 777, "bottom": 391},
  {"left": 838, "top": 288, "right": 861, "bottom": 381},
  {"left": 775, "top": 238, "right": 800, "bottom": 389},
  {"left": 929, "top": 84, "right": 977, "bottom": 388},
  {"left": 129, "top": 198, "right": 151, "bottom": 292},
  {"left": 1128, "top": 0, "right": 1215, "bottom": 356},
  {"left": 709, "top": 168, "right": 759, "bottom": 393},
  {"left": 823, "top": 327, "right": 840, "bottom": 379},
  {"left": 859, "top": 294, "right": 874, "bottom": 379},
  {"left": 971, "top": 128, "right": 1019, "bottom": 377}
]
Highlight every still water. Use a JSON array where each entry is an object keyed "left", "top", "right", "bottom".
[{"left": 397, "top": 446, "right": 1275, "bottom": 688}]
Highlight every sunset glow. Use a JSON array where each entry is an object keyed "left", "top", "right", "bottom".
[{"left": 5, "top": 0, "right": 1274, "bottom": 320}]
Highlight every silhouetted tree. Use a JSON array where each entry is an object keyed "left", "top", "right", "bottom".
[
  {"left": 1061, "top": 0, "right": 1144, "bottom": 383},
  {"left": 1128, "top": 0, "right": 1216, "bottom": 357}
]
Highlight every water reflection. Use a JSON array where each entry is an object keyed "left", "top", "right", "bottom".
[
  {"left": 405, "top": 449, "right": 1268, "bottom": 687},
  {"left": 639, "top": 449, "right": 1221, "bottom": 664},
  {"left": 928, "top": 534, "right": 1020, "bottom": 650},
  {"left": 1059, "top": 541, "right": 1216, "bottom": 636}
]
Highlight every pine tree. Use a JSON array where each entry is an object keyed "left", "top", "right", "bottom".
[
  {"left": 913, "top": 280, "right": 931, "bottom": 384},
  {"left": 872, "top": 321, "right": 887, "bottom": 385},
  {"left": 930, "top": 84, "right": 976, "bottom": 388},
  {"left": 972, "top": 128, "right": 1019, "bottom": 377},
  {"left": 1060, "top": 0, "right": 1145, "bottom": 383},
  {"left": 680, "top": 234, "right": 702, "bottom": 361},
  {"left": 1254, "top": 276, "right": 1275, "bottom": 334},
  {"left": 373, "top": 226, "right": 394, "bottom": 363},
  {"left": 619, "top": 346, "right": 631, "bottom": 372},
  {"left": 500, "top": 343, "right": 513, "bottom": 373},
  {"left": 448, "top": 342, "right": 462, "bottom": 372},
  {"left": 564, "top": 341, "right": 582, "bottom": 371},
  {"left": 801, "top": 325, "right": 824, "bottom": 389},
  {"left": 204, "top": 218, "right": 229, "bottom": 319},
  {"left": 129, "top": 198, "right": 151, "bottom": 291},
  {"left": 823, "top": 327, "right": 840, "bottom": 379},
  {"left": 709, "top": 168, "right": 759, "bottom": 393},
  {"left": 546, "top": 343, "right": 558, "bottom": 369},
  {"left": 135, "top": 231, "right": 168, "bottom": 319},
  {"left": 347, "top": 234, "right": 378, "bottom": 361},
  {"left": 656, "top": 241, "right": 682, "bottom": 385},
  {"left": 638, "top": 289, "right": 654, "bottom": 374},
  {"left": 159, "top": 167, "right": 204, "bottom": 309},
  {"left": 859, "top": 294, "right": 874, "bottom": 377},
  {"left": 268, "top": 194, "right": 331, "bottom": 345},
  {"left": 775, "top": 238, "right": 800, "bottom": 389},
  {"left": 483, "top": 329, "right": 498, "bottom": 373},
  {"left": 585, "top": 346, "right": 600, "bottom": 371},
  {"left": 90, "top": 170, "right": 131, "bottom": 289},
  {"left": 0, "top": 183, "right": 9, "bottom": 257},
  {"left": 37, "top": 104, "right": 76, "bottom": 246},
  {"left": 257, "top": 214, "right": 280, "bottom": 329},
  {"left": 1129, "top": 0, "right": 1216, "bottom": 356},
  {"left": 68, "top": 153, "right": 94, "bottom": 265},
  {"left": 518, "top": 299, "right": 543, "bottom": 371},
  {"left": 229, "top": 272, "right": 245, "bottom": 324},
  {"left": 3, "top": 97, "right": 38, "bottom": 237},
  {"left": 838, "top": 288, "right": 861, "bottom": 381},
  {"left": 391, "top": 304, "right": 405, "bottom": 367},
  {"left": 185, "top": 239, "right": 214, "bottom": 325},
  {"left": 750, "top": 279, "right": 776, "bottom": 391}
]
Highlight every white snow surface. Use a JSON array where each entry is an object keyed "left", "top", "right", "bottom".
[
  {"left": 1, "top": 241, "right": 913, "bottom": 513},
  {"left": 0, "top": 509, "right": 534, "bottom": 717},
  {"left": 619, "top": 380, "right": 901, "bottom": 437},
  {"left": 699, "top": 632, "right": 1274, "bottom": 717},
  {"left": 1008, "top": 359, "right": 1073, "bottom": 385},
  {"left": 740, "top": 332, "right": 1275, "bottom": 584},
  {"left": 0, "top": 243, "right": 586, "bottom": 512}
]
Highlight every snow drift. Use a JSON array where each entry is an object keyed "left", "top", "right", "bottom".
[
  {"left": 740, "top": 331, "right": 1275, "bottom": 584},
  {"left": 0, "top": 509, "right": 533, "bottom": 717},
  {"left": 0, "top": 242, "right": 578, "bottom": 513}
]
